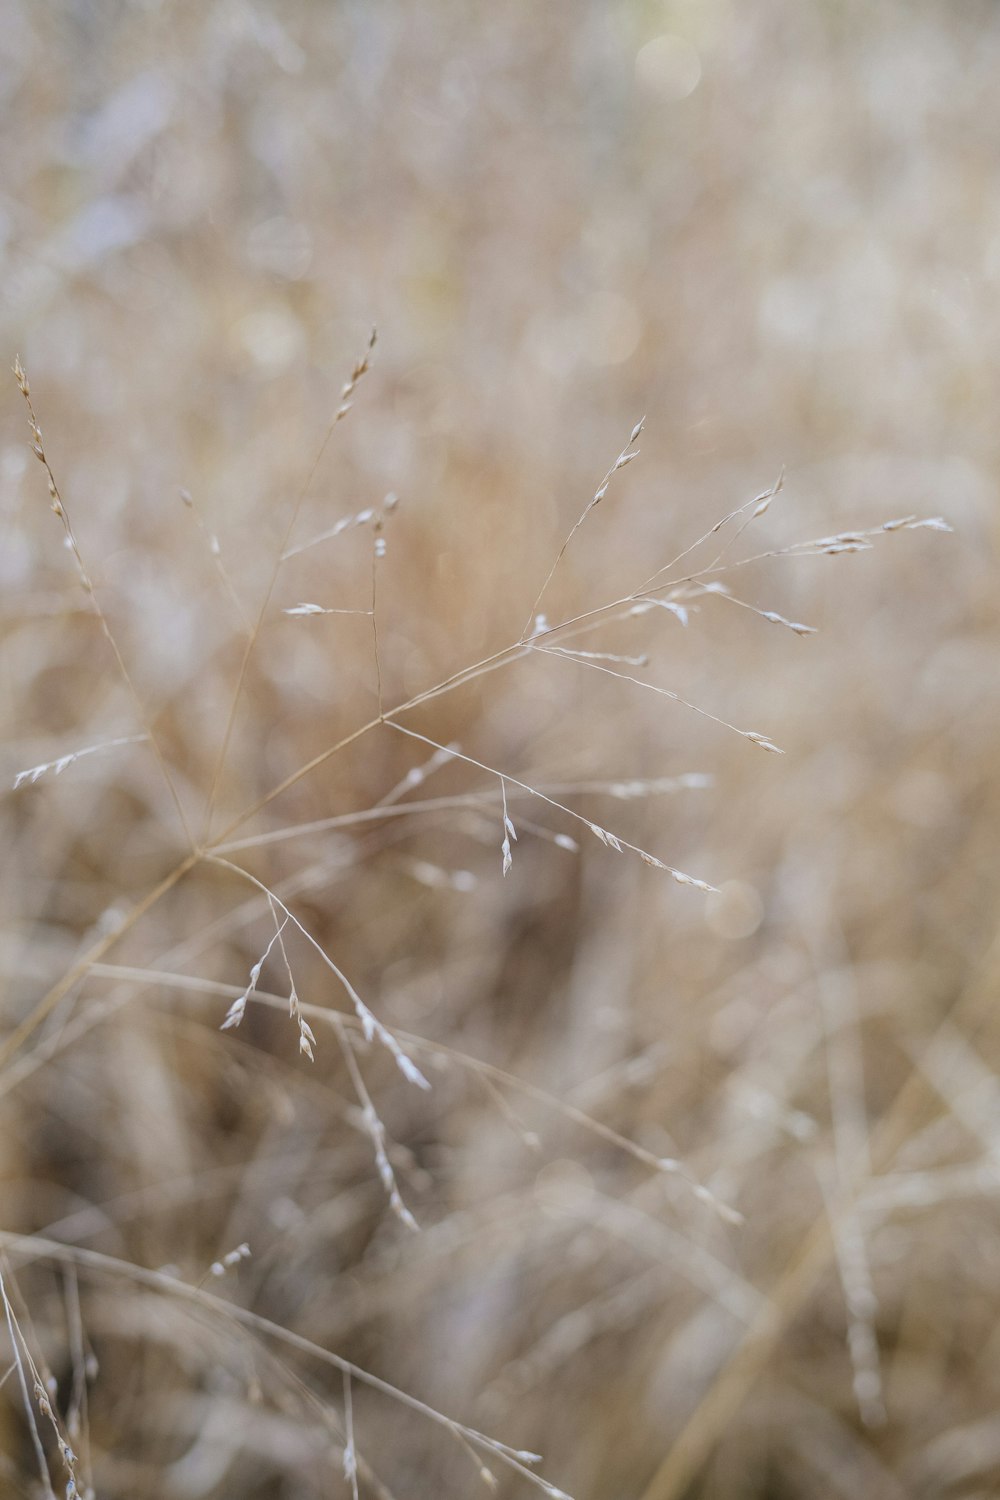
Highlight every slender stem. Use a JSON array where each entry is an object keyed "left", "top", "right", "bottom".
[
  {"left": 0, "top": 852, "right": 200, "bottom": 1074},
  {"left": 202, "top": 330, "right": 376, "bottom": 837}
]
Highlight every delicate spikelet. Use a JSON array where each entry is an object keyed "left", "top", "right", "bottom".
[
  {"left": 907, "top": 515, "right": 953, "bottom": 532},
  {"left": 1, "top": 1264, "right": 86, "bottom": 1500},
  {"left": 821, "top": 539, "right": 873, "bottom": 555},
  {"left": 500, "top": 780, "right": 517, "bottom": 876},
  {"left": 751, "top": 468, "right": 784, "bottom": 518},
  {"left": 638, "top": 852, "right": 717, "bottom": 893},
  {"left": 759, "top": 610, "right": 817, "bottom": 636},
  {"left": 269, "top": 906, "right": 317, "bottom": 1061},
  {"left": 522, "top": 416, "right": 648, "bottom": 638},
  {"left": 282, "top": 505, "right": 378, "bottom": 560},
  {"left": 815, "top": 531, "right": 868, "bottom": 548},
  {"left": 659, "top": 599, "right": 689, "bottom": 626},
  {"left": 743, "top": 730, "right": 785, "bottom": 753},
  {"left": 629, "top": 598, "right": 688, "bottom": 626},
  {"left": 14, "top": 359, "right": 195, "bottom": 844},
  {"left": 220, "top": 922, "right": 288, "bottom": 1031},
  {"left": 209, "top": 1242, "right": 251, "bottom": 1277},
  {"left": 355, "top": 995, "right": 430, "bottom": 1088},
  {"left": 365, "top": 1103, "right": 419, "bottom": 1231},
  {"left": 335, "top": 1017, "right": 421, "bottom": 1229},
  {"left": 335, "top": 325, "right": 377, "bottom": 422},
  {"left": 380, "top": 741, "right": 461, "bottom": 805},
  {"left": 390, "top": 722, "right": 716, "bottom": 893},
  {"left": 588, "top": 822, "right": 623, "bottom": 852},
  {"left": 297, "top": 1018, "right": 317, "bottom": 1061},
  {"left": 283, "top": 601, "right": 370, "bottom": 617},
  {"left": 179, "top": 486, "right": 250, "bottom": 628},
  {"left": 12, "top": 734, "right": 147, "bottom": 790},
  {"left": 549, "top": 646, "right": 650, "bottom": 666}
]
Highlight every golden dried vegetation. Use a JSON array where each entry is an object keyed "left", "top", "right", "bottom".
[{"left": 1, "top": 4, "right": 997, "bottom": 1498}]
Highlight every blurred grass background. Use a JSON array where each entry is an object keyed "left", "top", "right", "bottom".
[{"left": 1, "top": 2, "right": 999, "bottom": 1496}]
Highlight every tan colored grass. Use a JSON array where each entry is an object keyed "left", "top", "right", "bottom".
[{"left": 0, "top": 5, "right": 991, "bottom": 1498}]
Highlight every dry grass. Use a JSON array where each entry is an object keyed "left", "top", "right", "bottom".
[{"left": 1, "top": 3, "right": 998, "bottom": 1497}]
